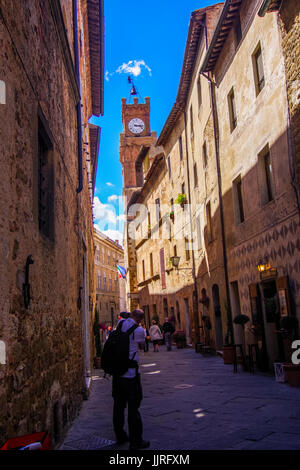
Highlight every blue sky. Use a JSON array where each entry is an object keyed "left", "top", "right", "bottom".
[{"left": 90, "top": 0, "right": 217, "bottom": 244}]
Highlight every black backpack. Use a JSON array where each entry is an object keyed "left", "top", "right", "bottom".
[{"left": 101, "top": 321, "right": 139, "bottom": 376}]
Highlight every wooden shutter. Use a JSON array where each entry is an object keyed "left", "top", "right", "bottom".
[
  {"left": 249, "top": 283, "right": 259, "bottom": 324},
  {"left": 276, "top": 276, "right": 292, "bottom": 317}
]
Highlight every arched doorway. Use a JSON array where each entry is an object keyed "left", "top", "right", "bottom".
[{"left": 212, "top": 284, "right": 223, "bottom": 349}]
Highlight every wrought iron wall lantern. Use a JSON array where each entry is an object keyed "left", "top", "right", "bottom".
[
  {"left": 257, "top": 256, "right": 277, "bottom": 279},
  {"left": 257, "top": 256, "right": 271, "bottom": 273},
  {"left": 23, "top": 255, "right": 34, "bottom": 309}
]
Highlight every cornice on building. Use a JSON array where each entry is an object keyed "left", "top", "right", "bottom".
[
  {"left": 89, "top": 124, "right": 101, "bottom": 197},
  {"left": 258, "top": 0, "right": 281, "bottom": 17},
  {"left": 87, "top": 0, "right": 104, "bottom": 116},
  {"left": 200, "top": 0, "right": 243, "bottom": 74},
  {"left": 157, "top": 4, "right": 224, "bottom": 146},
  {"left": 93, "top": 227, "right": 124, "bottom": 253}
]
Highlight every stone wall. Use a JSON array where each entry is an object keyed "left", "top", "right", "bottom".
[{"left": 0, "top": 0, "right": 97, "bottom": 447}]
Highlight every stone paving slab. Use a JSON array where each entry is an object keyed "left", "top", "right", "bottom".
[{"left": 59, "top": 347, "right": 300, "bottom": 450}]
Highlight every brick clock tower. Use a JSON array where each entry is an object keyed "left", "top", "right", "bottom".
[{"left": 119, "top": 96, "right": 157, "bottom": 310}]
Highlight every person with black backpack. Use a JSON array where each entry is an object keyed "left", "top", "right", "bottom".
[{"left": 101, "top": 309, "right": 150, "bottom": 450}]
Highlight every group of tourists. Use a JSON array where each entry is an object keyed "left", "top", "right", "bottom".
[{"left": 142, "top": 318, "right": 175, "bottom": 352}]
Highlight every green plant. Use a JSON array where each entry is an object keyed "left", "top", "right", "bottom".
[
  {"left": 93, "top": 309, "right": 102, "bottom": 357},
  {"left": 175, "top": 193, "right": 187, "bottom": 206}
]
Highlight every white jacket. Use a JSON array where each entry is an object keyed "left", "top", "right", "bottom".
[{"left": 149, "top": 324, "right": 162, "bottom": 341}]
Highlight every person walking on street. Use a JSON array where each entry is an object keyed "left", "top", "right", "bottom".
[
  {"left": 149, "top": 320, "right": 163, "bottom": 352},
  {"left": 112, "top": 309, "right": 150, "bottom": 450},
  {"left": 163, "top": 317, "right": 175, "bottom": 351}
]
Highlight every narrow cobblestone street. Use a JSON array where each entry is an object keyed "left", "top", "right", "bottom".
[{"left": 60, "top": 347, "right": 300, "bottom": 451}]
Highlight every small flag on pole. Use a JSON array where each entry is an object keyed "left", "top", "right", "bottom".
[{"left": 117, "top": 265, "right": 127, "bottom": 279}]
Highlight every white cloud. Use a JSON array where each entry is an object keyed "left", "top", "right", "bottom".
[
  {"left": 116, "top": 60, "right": 152, "bottom": 77},
  {"left": 105, "top": 71, "right": 110, "bottom": 82},
  {"left": 108, "top": 194, "right": 119, "bottom": 202},
  {"left": 93, "top": 197, "right": 117, "bottom": 224},
  {"left": 106, "top": 182, "right": 114, "bottom": 187}
]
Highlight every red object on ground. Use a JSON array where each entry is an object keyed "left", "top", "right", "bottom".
[{"left": 0, "top": 431, "right": 50, "bottom": 450}]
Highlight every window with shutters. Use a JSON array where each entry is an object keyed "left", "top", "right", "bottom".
[
  {"left": 197, "top": 74, "right": 202, "bottom": 109},
  {"left": 233, "top": 175, "right": 245, "bottom": 224},
  {"left": 168, "top": 155, "right": 171, "bottom": 178},
  {"left": 228, "top": 87, "right": 237, "bottom": 132},
  {"left": 202, "top": 141, "right": 208, "bottom": 169},
  {"left": 258, "top": 144, "right": 274, "bottom": 206},
  {"left": 190, "top": 104, "right": 194, "bottom": 137},
  {"left": 155, "top": 198, "right": 161, "bottom": 222},
  {"left": 185, "top": 237, "right": 190, "bottom": 261},
  {"left": 206, "top": 201, "right": 212, "bottom": 242},
  {"left": 160, "top": 248, "right": 166, "bottom": 289},
  {"left": 194, "top": 162, "right": 198, "bottom": 188},
  {"left": 179, "top": 135, "right": 183, "bottom": 161},
  {"left": 252, "top": 43, "right": 265, "bottom": 96}
]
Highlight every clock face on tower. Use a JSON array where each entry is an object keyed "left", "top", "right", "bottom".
[{"left": 128, "top": 118, "right": 145, "bottom": 134}]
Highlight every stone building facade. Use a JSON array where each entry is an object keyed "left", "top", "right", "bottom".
[
  {"left": 0, "top": 0, "right": 103, "bottom": 447},
  {"left": 121, "top": 0, "right": 300, "bottom": 369},
  {"left": 94, "top": 228, "right": 125, "bottom": 327},
  {"left": 200, "top": 0, "right": 300, "bottom": 368}
]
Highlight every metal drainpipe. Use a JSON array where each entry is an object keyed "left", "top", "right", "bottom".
[
  {"left": 183, "top": 110, "right": 200, "bottom": 346},
  {"left": 208, "top": 74, "right": 234, "bottom": 344},
  {"left": 73, "top": 0, "right": 83, "bottom": 194}
]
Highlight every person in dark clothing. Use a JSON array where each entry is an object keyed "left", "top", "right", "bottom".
[
  {"left": 119, "top": 311, "right": 130, "bottom": 320},
  {"left": 112, "top": 309, "right": 150, "bottom": 450},
  {"left": 162, "top": 317, "right": 175, "bottom": 351}
]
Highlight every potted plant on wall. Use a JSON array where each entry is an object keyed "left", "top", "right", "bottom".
[
  {"left": 175, "top": 193, "right": 187, "bottom": 208},
  {"left": 222, "top": 303, "right": 235, "bottom": 364},
  {"left": 169, "top": 210, "right": 175, "bottom": 222},
  {"left": 173, "top": 330, "right": 186, "bottom": 348},
  {"left": 93, "top": 309, "right": 102, "bottom": 369}
]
